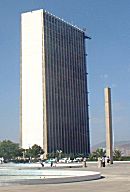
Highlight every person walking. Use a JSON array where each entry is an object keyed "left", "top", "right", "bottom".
[{"left": 102, "top": 156, "right": 105, "bottom": 167}]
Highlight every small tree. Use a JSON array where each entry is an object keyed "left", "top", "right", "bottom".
[
  {"left": 25, "top": 144, "right": 44, "bottom": 160},
  {"left": 56, "top": 150, "right": 62, "bottom": 159},
  {"left": 88, "top": 152, "right": 97, "bottom": 161},
  {"left": 88, "top": 148, "right": 106, "bottom": 161},
  {"left": 46, "top": 152, "right": 56, "bottom": 159},
  {"left": 95, "top": 148, "right": 106, "bottom": 158},
  {"left": 113, "top": 149, "right": 122, "bottom": 161},
  {"left": 0, "top": 140, "right": 22, "bottom": 161}
]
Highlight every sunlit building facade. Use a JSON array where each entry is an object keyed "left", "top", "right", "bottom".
[{"left": 20, "top": 9, "right": 90, "bottom": 156}]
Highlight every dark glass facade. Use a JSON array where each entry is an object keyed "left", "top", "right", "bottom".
[{"left": 43, "top": 12, "right": 90, "bottom": 155}]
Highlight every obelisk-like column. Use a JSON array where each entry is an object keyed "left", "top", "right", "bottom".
[{"left": 104, "top": 87, "right": 113, "bottom": 164}]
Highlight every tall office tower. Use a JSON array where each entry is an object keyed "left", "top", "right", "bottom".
[{"left": 20, "top": 9, "right": 90, "bottom": 156}]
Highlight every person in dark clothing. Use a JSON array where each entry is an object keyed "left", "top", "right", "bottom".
[
  {"left": 51, "top": 161, "right": 53, "bottom": 167},
  {"left": 102, "top": 156, "right": 105, "bottom": 167}
]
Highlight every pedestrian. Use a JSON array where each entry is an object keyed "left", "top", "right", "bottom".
[
  {"left": 102, "top": 156, "right": 105, "bottom": 167},
  {"left": 107, "top": 156, "right": 110, "bottom": 164},
  {"left": 97, "top": 157, "right": 102, "bottom": 168},
  {"left": 40, "top": 161, "right": 44, "bottom": 167},
  {"left": 51, "top": 161, "right": 53, "bottom": 167}
]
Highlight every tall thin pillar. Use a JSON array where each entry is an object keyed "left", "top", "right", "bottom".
[{"left": 104, "top": 87, "right": 113, "bottom": 164}]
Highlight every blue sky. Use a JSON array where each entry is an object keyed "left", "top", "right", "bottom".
[{"left": 0, "top": 0, "right": 130, "bottom": 147}]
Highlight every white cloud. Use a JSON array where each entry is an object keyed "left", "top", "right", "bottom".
[{"left": 100, "top": 74, "right": 108, "bottom": 79}]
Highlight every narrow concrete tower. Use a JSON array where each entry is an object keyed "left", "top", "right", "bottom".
[{"left": 104, "top": 87, "right": 113, "bottom": 164}]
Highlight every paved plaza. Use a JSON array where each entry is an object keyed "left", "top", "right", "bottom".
[{"left": 0, "top": 162, "right": 130, "bottom": 192}]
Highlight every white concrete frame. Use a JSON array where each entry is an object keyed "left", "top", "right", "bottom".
[{"left": 21, "top": 10, "right": 44, "bottom": 149}]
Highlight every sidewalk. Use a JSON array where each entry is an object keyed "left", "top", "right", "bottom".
[{"left": 0, "top": 162, "right": 130, "bottom": 192}]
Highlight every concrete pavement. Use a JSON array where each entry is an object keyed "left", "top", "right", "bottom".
[{"left": 0, "top": 162, "right": 130, "bottom": 192}]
